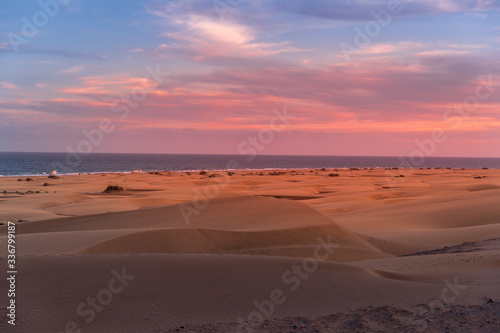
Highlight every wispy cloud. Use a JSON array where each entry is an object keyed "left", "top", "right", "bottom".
[
  {"left": 340, "top": 41, "right": 487, "bottom": 62},
  {"left": 273, "top": 0, "right": 500, "bottom": 20},
  {"left": 59, "top": 64, "right": 86, "bottom": 74},
  {"left": 0, "top": 82, "right": 19, "bottom": 90},
  {"left": 0, "top": 47, "right": 105, "bottom": 60},
  {"left": 61, "top": 74, "right": 159, "bottom": 96},
  {"left": 355, "top": 42, "right": 424, "bottom": 55},
  {"left": 148, "top": 6, "right": 306, "bottom": 60}
]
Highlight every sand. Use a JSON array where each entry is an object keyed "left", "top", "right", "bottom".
[{"left": 0, "top": 168, "right": 499, "bottom": 332}]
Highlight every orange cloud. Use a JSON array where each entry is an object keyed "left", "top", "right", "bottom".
[{"left": 61, "top": 74, "right": 159, "bottom": 96}]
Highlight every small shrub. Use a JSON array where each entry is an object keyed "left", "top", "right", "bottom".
[
  {"left": 269, "top": 171, "right": 286, "bottom": 176},
  {"left": 328, "top": 173, "right": 339, "bottom": 177},
  {"left": 199, "top": 171, "right": 208, "bottom": 176},
  {"left": 17, "top": 179, "right": 22, "bottom": 181},
  {"left": 103, "top": 185, "right": 124, "bottom": 193},
  {"left": 48, "top": 175, "right": 60, "bottom": 179},
  {"left": 26, "top": 178, "right": 34, "bottom": 181},
  {"left": 43, "top": 183, "right": 50, "bottom": 186}
]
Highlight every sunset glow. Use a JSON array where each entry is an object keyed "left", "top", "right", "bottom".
[{"left": 1, "top": 0, "right": 499, "bottom": 156}]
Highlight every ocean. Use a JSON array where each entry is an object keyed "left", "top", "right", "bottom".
[{"left": 0, "top": 152, "right": 499, "bottom": 176}]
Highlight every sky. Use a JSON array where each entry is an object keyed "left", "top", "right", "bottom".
[{"left": 1, "top": 0, "right": 500, "bottom": 157}]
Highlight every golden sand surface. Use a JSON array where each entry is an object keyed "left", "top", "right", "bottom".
[{"left": 1, "top": 168, "right": 499, "bottom": 332}]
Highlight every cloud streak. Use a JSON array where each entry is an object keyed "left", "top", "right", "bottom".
[
  {"left": 272, "top": 0, "right": 500, "bottom": 20},
  {"left": 59, "top": 65, "right": 85, "bottom": 74}
]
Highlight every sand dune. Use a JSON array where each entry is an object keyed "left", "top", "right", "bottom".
[
  {"left": 5, "top": 196, "right": 385, "bottom": 262},
  {"left": 0, "top": 254, "right": 448, "bottom": 333},
  {"left": 78, "top": 225, "right": 387, "bottom": 261},
  {"left": 360, "top": 223, "right": 500, "bottom": 255},
  {"left": 328, "top": 189, "right": 500, "bottom": 232},
  {"left": 11, "top": 195, "right": 351, "bottom": 234},
  {"left": 1, "top": 169, "right": 499, "bottom": 332}
]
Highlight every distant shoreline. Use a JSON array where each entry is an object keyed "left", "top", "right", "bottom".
[{"left": 1, "top": 166, "right": 498, "bottom": 178}]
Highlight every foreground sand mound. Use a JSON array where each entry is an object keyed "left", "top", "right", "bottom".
[
  {"left": 0, "top": 254, "right": 449, "bottom": 333},
  {"left": 4, "top": 194, "right": 387, "bottom": 261},
  {"left": 77, "top": 225, "right": 388, "bottom": 261},
  {"left": 12, "top": 195, "right": 343, "bottom": 234}
]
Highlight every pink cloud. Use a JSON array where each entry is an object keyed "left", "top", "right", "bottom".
[
  {"left": 355, "top": 42, "right": 424, "bottom": 55},
  {"left": 3, "top": 46, "right": 497, "bottom": 158},
  {"left": 0, "top": 82, "right": 19, "bottom": 90},
  {"left": 40, "top": 51, "right": 496, "bottom": 137},
  {"left": 61, "top": 74, "right": 160, "bottom": 96}
]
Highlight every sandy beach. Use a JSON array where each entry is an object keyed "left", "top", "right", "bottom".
[{"left": 1, "top": 168, "right": 499, "bottom": 332}]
